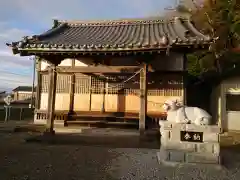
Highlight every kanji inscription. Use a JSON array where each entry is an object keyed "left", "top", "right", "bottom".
[{"left": 180, "top": 131, "right": 203, "bottom": 142}]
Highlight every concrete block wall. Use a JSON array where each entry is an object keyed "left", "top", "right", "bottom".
[{"left": 158, "top": 121, "right": 221, "bottom": 165}]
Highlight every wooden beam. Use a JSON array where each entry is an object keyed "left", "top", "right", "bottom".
[
  {"left": 139, "top": 64, "right": 148, "bottom": 134},
  {"left": 45, "top": 65, "right": 57, "bottom": 134},
  {"left": 56, "top": 66, "right": 140, "bottom": 73}
]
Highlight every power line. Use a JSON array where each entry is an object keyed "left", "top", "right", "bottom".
[
  {"left": 0, "top": 78, "right": 31, "bottom": 84},
  {"left": 0, "top": 70, "right": 31, "bottom": 77}
]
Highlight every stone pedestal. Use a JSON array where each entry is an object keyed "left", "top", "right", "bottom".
[{"left": 158, "top": 121, "right": 221, "bottom": 167}]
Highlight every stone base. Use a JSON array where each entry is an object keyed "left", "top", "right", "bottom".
[
  {"left": 159, "top": 148, "right": 221, "bottom": 164},
  {"left": 159, "top": 121, "right": 222, "bottom": 168},
  {"left": 157, "top": 152, "right": 222, "bottom": 170}
]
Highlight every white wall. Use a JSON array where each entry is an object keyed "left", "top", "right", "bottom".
[
  {"left": 213, "top": 77, "right": 240, "bottom": 131},
  {"left": 41, "top": 61, "right": 49, "bottom": 71},
  {"left": 41, "top": 59, "right": 72, "bottom": 70},
  {"left": 41, "top": 58, "right": 88, "bottom": 70},
  {"left": 39, "top": 58, "right": 88, "bottom": 111}
]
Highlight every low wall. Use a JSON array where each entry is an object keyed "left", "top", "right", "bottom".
[{"left": 0, "top": 107, "right": 34, "bottom": 121}]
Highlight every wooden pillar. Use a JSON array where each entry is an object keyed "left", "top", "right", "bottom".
[
  {"left": 139, "top": 63, "right": 148, "bottom": 134},
  {"left": 183, "top": 54, "right": 187, "bottom": 105},
  {"left": 105, "top": 78, "right": 109, "bottom": 111},
  {"left": 35, "top": 58, "right": 42, "bottom": 109},
  {"left": 219, "top": 84, "right": 226, "bottom": 133},
  {"left": 45, "top": 65, "right": 57, "bottom": 134},
  {"left": 101, "top": 81, "right": 106, "bottom": 112},
  {"left": 69, "top": 58, "right": 75, "bottom": 116},
  {"left": 69, "top": 74, "right": 75, "bottom": 113},
  {"left": 35, "top": 72, "right": 42, "bottom": 109},
  {"left": 89, "top": 76, "right": 92, "bottom": 111}
]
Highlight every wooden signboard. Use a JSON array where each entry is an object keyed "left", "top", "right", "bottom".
[{"left": 180, "top": 131, "right": 203, "bottom": 143}]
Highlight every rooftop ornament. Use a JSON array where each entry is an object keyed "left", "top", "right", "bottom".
[{"left": 160, "top": 36, "right": 169, "bottom": 46}]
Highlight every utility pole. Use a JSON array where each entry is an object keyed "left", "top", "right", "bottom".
[{"left": 31, "top": 56, "right": 36, "bottom": 108}]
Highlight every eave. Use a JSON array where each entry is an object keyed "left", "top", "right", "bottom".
[{"left": 9, "top": 43, "right": 211, "bottom": 57}]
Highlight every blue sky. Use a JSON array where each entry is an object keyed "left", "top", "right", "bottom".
[{"left": 0, "top": 0, "right": 176, "bottom": 91}]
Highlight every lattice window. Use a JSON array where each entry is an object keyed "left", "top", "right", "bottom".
[
  {"left": 91, "top": 76, "right": 104, "bottom": 94},
  {"left": 167, "top": 80, "right": 184, "bottom": 85},
  {"left": 125, "top": 89, "right": 139, "bottom": 95},
  {"left": 145, "top": 73, "right": 184, "bottom": 97},
  {"left": 107, "top": 83, "right": 125, "bottom": 94},
  {"left": 75, "top": 73, "right": 90, "bottom": 94},
  {"left": 41, "top": 74, "right": 49, "bottom": 93},
  {"left": 147, "top": 89, "right": 183, "bottom": 96},
  {"left": 56, "top": 74, "right": 71, "bottom": 93}
]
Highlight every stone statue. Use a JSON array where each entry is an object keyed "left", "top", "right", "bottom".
[{"left": 162, "top": 99, "right": 211, "bottom": 125}]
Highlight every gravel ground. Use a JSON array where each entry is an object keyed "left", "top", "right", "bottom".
[{"left": 0, "top": 132, "right": 240, "bottom": 180}]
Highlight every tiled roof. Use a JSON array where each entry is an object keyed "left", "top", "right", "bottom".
[
  {"left": 12, "top": 86, "right": 36, "bottom": 92},
  {"left": 8, "top": 16, "right": 211, "bottom": 54},
  {"left": 0, "top": 91, "right": 6, "bottom": 94}
]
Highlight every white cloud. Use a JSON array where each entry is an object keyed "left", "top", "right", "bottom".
[
  {"left": 0, "top": 59, "right": 34, "bottom": 90},
  {"left": 0, "top": 22, "right": 34, "bottom": 90},
  {"left": 0, "top": 72, "right": 33, "bottom": 87},
  {"left": 0, "top": 68, "right": 34, "bottom": 91},
  {"left": 0, "top": 0, "right": 176, "bottom": 90},
  {"left": 0, "top": 50, "right": 12, "bottom": 56},
  {"left": 0, "top": 0, "right": 176, "bottom": 28}
]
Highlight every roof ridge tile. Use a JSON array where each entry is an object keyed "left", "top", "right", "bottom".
[{"left": 54, "top": 16, "right": 189, "bottom": 27}]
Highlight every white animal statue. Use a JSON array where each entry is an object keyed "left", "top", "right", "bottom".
[{"left": 162, "top": 99, "right": 211, "bottom": 126}]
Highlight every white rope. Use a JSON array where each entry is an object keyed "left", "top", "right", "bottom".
[
  {"left": 105, "top": 68, "right": 143, "bottom": 89},
  {"left": 49, "top": 66, "right": 165, "bottom": 107},
  {"left": 51, "top": 66, "right": 142, "bottom": 90}
]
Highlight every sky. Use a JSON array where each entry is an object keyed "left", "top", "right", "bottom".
[{"left": 0, "top": 0, "right": 176, "bottom": 91}]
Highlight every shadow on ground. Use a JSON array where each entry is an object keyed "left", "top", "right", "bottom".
[
  {"left": 221, "top": 143, "right": 240, "bottom": 169},
  {"left": 25, "top": 129, "right": 160, "bottom": 149}
]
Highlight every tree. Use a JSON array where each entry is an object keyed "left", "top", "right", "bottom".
[{"left": 178, "top": 0, "right": 240, "bottom": 75}]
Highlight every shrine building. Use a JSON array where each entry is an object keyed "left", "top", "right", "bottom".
[{"left": 7, "top": 15, "right": 211, "bottom": 133}]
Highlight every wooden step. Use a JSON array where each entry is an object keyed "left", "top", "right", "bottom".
[
  {"left": 65, "top": 120, "right": 139, "bottom": 129},
  {"left": 66, "top": 120, "right": 138, "bottom": 125},
  {"left": 71, "top": 115, "right": 139, "bottom": 119},
  {"left": 117, "top": 116, "right": 138, "bottom": 119},
  {"left": 105, "top": 121, "right": 138, "bottom": 126},
  {"left": 67, "top": 120, "right": 106, "bottom": 124}
]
